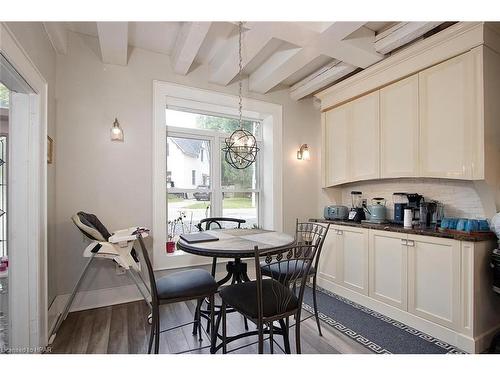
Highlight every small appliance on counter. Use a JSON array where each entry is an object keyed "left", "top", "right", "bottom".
[
  {"left": 406, "top": 193, "right": 424, "bottom": 225},
  {"left": 393, "top": 192, "right": 408, "bottom": 224},
  {"left": 323, "top": 205, "right": 349, "bottom": 220},
  {"left": 348, "top": 191, "right": 366, "bottom": 222},
  {"left": 363, "top": 197, "right": 388, "bottom": 224},
  {"left": 419, "top": 200, "right": 438, "bottom": 229}
]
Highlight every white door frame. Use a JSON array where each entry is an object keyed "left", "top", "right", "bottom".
[{"left": 0, "top": 23, "right": 48, "bottom": 350}]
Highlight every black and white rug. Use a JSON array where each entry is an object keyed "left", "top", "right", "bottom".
[{"left": 302, "top": 285, "right": 466, "bottom": 354}]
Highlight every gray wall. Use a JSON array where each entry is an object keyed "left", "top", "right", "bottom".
[{"left": 54, "top": 31, "right": 322, "bottom": 295}]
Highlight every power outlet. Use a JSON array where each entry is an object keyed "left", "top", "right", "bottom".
[{"left": 115, "top": 263, "right": 126, "bottom": 275}]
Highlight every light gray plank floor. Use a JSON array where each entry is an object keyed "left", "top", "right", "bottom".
[{"left": 50, "top": 300, "right": 372, "bottom": 354}]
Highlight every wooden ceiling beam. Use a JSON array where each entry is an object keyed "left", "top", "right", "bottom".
[
  {"left": 96, "top": 22, "right": 129, "bottom": 66},
  {"left": 374, "top": 22, "right": 444, "bottom": 54},
  {"left": 43, "top": 22, "right": 68, "bottom": 55},
  {"left": 171, "top": 22, "right": 212, "bottom": 75}
]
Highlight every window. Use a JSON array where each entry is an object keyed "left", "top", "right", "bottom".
[
  {"left": 166, "top": 108, "right": 261, "bottom": 237},
  {"left": 153, "top": 81, "right": 283, "bottom": 270}
]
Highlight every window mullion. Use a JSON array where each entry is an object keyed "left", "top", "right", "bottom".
[{"left": 212, "top": 136, "right": 222, "bottom": 218}]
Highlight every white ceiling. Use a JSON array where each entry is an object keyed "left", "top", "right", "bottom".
[{"left": 45, "top": 21, "right": 447, "bottom": 100}]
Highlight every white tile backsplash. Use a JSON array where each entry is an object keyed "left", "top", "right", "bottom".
[{"left": 339, "top": 178, "right": 486, "bottom": 220}]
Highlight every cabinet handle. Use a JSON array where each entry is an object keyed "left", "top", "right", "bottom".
[
  {"left": 407, "top": 240, "right": 415, "bottom": 247},
  {"left": 401, "top": 239, "right": 408, "bottom": 245},
  {"left": 337, "top": 230, "right": 343, "bottom": 235}
]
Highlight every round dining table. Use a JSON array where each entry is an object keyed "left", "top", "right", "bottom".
[
  {"left": 177, "top": 228, "right": 296, "bottom": 285},
  {"left": 176, "top": 228, "right": 296, "bottom": 353}
]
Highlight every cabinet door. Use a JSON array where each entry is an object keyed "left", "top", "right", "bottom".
[
  {"left": 337, "top": 226, "right": 369, "bottom": 295},
  {"left": 419, "top": 50, "right": 482, "bottom": 179},
  {"left": 380, "top": 75, "right": 419, "bottom": 178},
  {"left": 369, "top": 230, "right": 408, "bottom": 310},
  {"left": 325, "top": 105, "right": 350, "bottom": 185},
  {"left": 407, "top": 235, "right": 460, "bottom": 329},
  {"left": 350, "top": 91, "right": 380, "bottom": 181},
  {"left": 318, "top": 228, "right": 339, "bottom": 283}
]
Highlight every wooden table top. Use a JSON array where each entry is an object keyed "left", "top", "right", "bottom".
[{"left": 176, "top": 228, "right": 296, "bottom": 258}]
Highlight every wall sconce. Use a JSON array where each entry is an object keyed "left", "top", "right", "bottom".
[
  {"left": 110, "top": 118, "right": 124, "bottom": 142},
  {"left": 297, "top": 144, "right": 310, "bottom": 160}
]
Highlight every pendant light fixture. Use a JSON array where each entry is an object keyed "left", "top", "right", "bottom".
[{"left": 222, "top": 21, "right": 259, "bottom": 170}]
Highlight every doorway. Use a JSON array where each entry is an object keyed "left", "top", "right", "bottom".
[{"left": 0, "top": 23, "right": 48, "bottom": 351}]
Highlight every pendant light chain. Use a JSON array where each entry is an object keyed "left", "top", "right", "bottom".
[
  {"left": 222, "top": 20, "right": 259, "bottom": 170},
  {"left": 238, "top": 21, "right": 243, "bottom": 129}
]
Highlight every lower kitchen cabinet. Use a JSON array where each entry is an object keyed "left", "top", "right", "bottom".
[
  {"left": 407, "top": 235, "right": 460, "bottom": 329},
  {"left": 369, "top": 230, "right": 408, "bottom": 310},
  {"left": 337, "top": 226, "right": 369, "bottom": 295},
  {"left": 318, "top": 227, "right": 339, "bottom": 283}
]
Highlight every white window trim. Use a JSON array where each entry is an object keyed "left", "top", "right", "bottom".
[
  {"left": 1, "top": 23, "right": 48, "bottom": 349},
  {"left": 153, "top": 81, "right": 283, "bottom": 271}
]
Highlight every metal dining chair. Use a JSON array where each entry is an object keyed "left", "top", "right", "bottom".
[
  {"left": 217, "top": 238, "right": 323, "bottom": 354},
  {"left": 135, "top": 230, "right": 218, "bottom": 354},
  {"left": 260, "top": 220, "right": 330, "bottom": 336},
  {"left": 194, "top": 217, "right": 247, "bottom": 334}
]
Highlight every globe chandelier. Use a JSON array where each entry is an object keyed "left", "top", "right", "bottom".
[{"left": 222, "top": 21, "right": 259, "bottom": 170}]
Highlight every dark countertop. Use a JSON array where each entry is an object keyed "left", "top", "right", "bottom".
[{"left": 310, "top": 218, "right": 498, "bottom": 242}]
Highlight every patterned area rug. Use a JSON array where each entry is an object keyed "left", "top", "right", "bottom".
[{"left": 302, "top": 285, "right": 465, "bottom": 354}]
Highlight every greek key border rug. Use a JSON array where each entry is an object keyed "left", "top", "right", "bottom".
[{"left": 302, "top": 285, "right": 465, "bottom": 354}]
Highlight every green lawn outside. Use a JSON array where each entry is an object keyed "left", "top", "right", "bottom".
[
  {"left": 185, "top": 197, "right": 253, "bottom": 209},
  {"left": 167, "top": 194, "right": 183, "bottom": 203}
]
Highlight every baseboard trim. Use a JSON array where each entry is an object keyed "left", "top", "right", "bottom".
[{"left": 317, "top": 277, "right": 477, "bottom": 353}]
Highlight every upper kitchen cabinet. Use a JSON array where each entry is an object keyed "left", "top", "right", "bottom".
[
  {"left": 350, "top": 91, "right": 380, "bottom": 181},
  {"left": 419, "top": 48, "right": 483, "bottom": 179},
  {"left": 380, "top": 75, "right": 419, "bottom": 178},
  {"left": 325, "top": 105, "right": 350, "bottom": 186},
  {"left": 318, "top": 23, "right": 500, "bottom": 190},
  {"left": 323, "top": 92, "right": 380, "bottom": 186}
]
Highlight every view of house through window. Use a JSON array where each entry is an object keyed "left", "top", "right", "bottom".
[{"left": 166, "top": 108, "right": 261, "bottom": 237}]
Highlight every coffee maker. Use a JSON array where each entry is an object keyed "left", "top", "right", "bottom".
[
  {"left": 393, "top": 192, "right": 408, "bottom": 224},
  {"left": 348, "top": 191, "right": 366, "bottom": 222},
  {"left": 406, "top": 193, "right": 424, "bottom": 225}
]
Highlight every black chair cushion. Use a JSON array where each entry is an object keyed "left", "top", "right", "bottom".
[
  {"left": 219, "top": 279, "right": 298, "bottom": 319},
  {"left": 73, "top": 211, "right": 112, "bottom": 242},
  {"left": 260, "top": 260, "right": 315, "bottom": 283},
  {"left": 156, "top": 269, "right": 217, "bottom": 301}
]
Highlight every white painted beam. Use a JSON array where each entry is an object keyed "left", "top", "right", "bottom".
[
  {"left": 171, "top": 22, "right": 211, "bottom": 75},
  {"left": 374, "top": 22, "right": 443, "bottom": 54},
  {"left": 96, "top": 22, "right": 129, "bottom": 66},
  {"left": 289, "top": 61, "right": 357, "bottom": 100},
  {"left": 249, "top": 22, "right": 368, "bottom": 94},
  {"left": 210, "top": 22, "right": 319, "bottom": 86},
  {"left": 43, "top": 22, "right": 68, "bottom": 55},
  {"left": 320, "top": 26, "right": 384, "bottom": 68}
]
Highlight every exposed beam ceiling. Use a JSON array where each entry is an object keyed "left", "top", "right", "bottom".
[
  {"left": 43, "top": 22, "right": 68, "bottom": 55},
  {"left": 51, "top": 21, "right": 452, "bottom": 100},
  {"left": 171, "top": 22, "right": 212, "bottom": 75},
  {"left": 96, "top": 22, "right": 129, "bottom": 66},
  {"left": 209, "top": 22, "right": 320, "bottom": 86},
  {"left": 374, "top": 22, "right": 443, "bottom": 54},
  {"left": 289, "top": 61, "right": 357, "bottom": 101},
  {"left": 249, "top": 22, "right": 381, "bottom": 94}
]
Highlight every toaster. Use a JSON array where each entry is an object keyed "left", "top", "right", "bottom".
[{"left": 324, "top": 205, "right": 349, "bottom": 220}]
